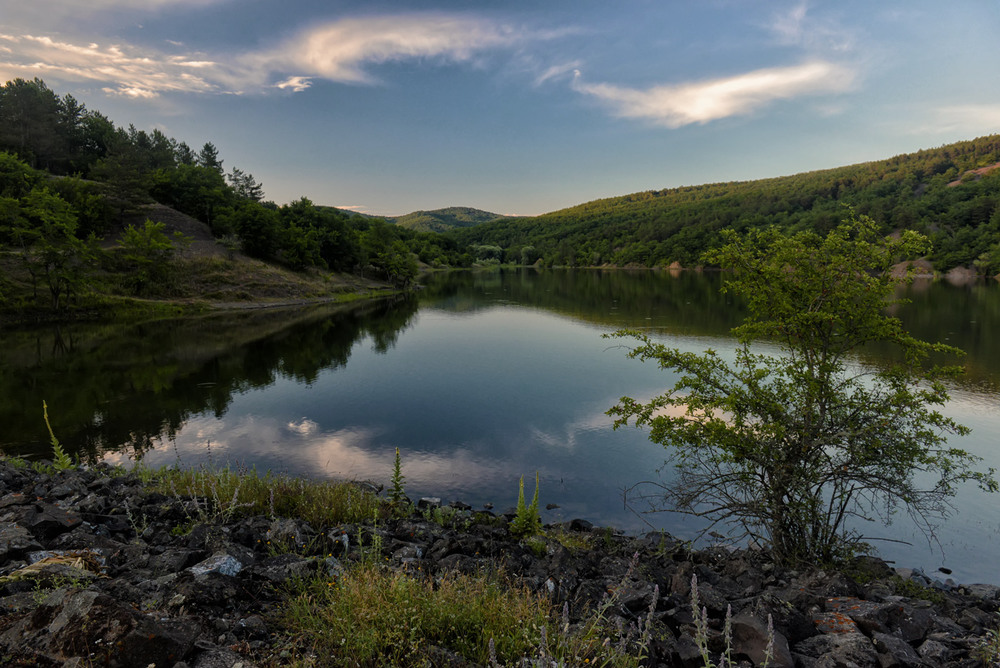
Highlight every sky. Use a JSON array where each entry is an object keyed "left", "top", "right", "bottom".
[{"left": 2, "top": 1, "right": 999, "bottom": 217}]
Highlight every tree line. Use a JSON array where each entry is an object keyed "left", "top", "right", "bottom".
[
  {"left": 0, "top": 78, "right": 474, "bottom": 311},
  {"left": 451, "top": 136, "right": 1000, "bottom": 272}
]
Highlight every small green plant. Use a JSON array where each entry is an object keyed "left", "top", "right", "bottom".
[
  {"left": 389, "top": 447, "right": 407, "bottom": 505},
  {"left": 973, "top": 626, "right": 1000, "bottom": 667},
  {"left": 510, "top": 472, "right": 542, "bottom": 538},
  {"left": 42, "top": 401, "right": 74, "bottom": 471}
]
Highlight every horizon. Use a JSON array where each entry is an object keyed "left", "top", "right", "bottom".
[{"left": 3, "top": 1, "right": 999, "bottom": 216}]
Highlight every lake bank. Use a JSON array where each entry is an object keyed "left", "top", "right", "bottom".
[{"left": 0, "top": 459, "right": 997, "bottom": 666}]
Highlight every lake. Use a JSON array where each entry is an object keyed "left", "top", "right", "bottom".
[{"left": 2, "top": 268, "right": 998, "bottom": 584}]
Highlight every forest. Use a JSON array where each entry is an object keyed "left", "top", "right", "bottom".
[
  {"left": 0, "top": 77, "right": 474, "bottom": 312},
  {"left": 3, "top": 76, "right": 1000, "bottom": 316},
  {"left": 451, "top": 136, "right": 1000, "bottom": 272}
]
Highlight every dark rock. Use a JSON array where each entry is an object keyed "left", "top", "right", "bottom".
[
  {"left": 417, "top": 496, "right": 441, "bottom": 510},
  {"left": 0, "top": 522, "right": 43, "bottom": 559},
  {"left": 23, "top": 503, "right": 82, "bottom": 540},
  {"left": 872, "top": 631, "right": 924, "bottom": 667},
  {"left": 731, "top": 614, "right": 794, "bottom": 667},
  {"left": 795, "top": 632, "right": 880, "bottom": 667}
]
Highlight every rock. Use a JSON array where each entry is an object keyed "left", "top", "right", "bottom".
[
  {"left": 0, "top": 522, "right": 43, "bottom": 559},
  {"left": 795, "top": 632, "right": 880, "bottom": 667},
  {"left": 417, "top": 497, "right": 442, "bottom": 510},
  {"left": 189, "top": 553, "right": 244, "bottom": 577},
  {"left": 0, "top": 588, "right": 198, "bottom": 666},
  {"left": 266, "top": 517, "right": 305, "bottom": 548},
  {"left": 23, "top": 503, "right": 82, "bottom": 540},
  {"left": 731, "top": 614, "right": 794, "bottom": 667},
  {"left": 872, "top": 631, "right": 924, "bottom": 667}
]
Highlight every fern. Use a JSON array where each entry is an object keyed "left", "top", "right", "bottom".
[
  {"left": 42, "top": 401, "right": 74, "bottom": 471},
  {"left": 389, "top": 447, "right": 407, "bottom": 505},
  {"left": 510, "top": 472, "right": 542, "bottom": 538}
]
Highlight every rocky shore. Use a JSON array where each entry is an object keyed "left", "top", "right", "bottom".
[{"left": 0, "top": 460, "right": 997, "bottom": 667}]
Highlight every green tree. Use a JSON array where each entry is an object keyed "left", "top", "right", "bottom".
[
  {"left": 7, "top": 187, "right": 94, "bottom": 309},
  {"left": 197, "top": 141, "right": 223, "bottom": 173},
  {"left": 608, "top": 214, "right": 996, "bottom": 564},
  {"left": 114, "top": 219, "right": 186, "bottom": 295}
]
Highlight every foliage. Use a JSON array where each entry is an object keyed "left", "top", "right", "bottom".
[
  {"left": 972, "top": 626, "right": 1000, "bottom": 667},
  {"left": 5, "top": 186, "right": 96, "bottom": 309},
  {"left": 113, "top": 219, "right": 189, "bottom": 295},
  {"left": 280, "top": 565, "right": 551, "bottom": 667},
  {"left": 608, "top": 214, "right": 997, "bottom": 564},
  {"left": 510, "top": 472, "right": 542, "bottom": 538},
  {"left": 454, "top": 134, "right": 1000, "bottom": 271},
  {"left": 389, "top": 447, "right": 407, "bottom": 506},
  {"left": 149, "top": 465, "right": 383, "bottom": 529},
  {"left": 42, "top": 401, "right": 74, "bottom": 471}
]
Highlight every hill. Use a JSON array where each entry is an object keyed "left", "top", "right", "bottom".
[
  {"left": 451, "top": 135, "right": 1000, "bottom": 272},
  {"left": 391, "top": 207, "right": 512, "bottom": 233}
]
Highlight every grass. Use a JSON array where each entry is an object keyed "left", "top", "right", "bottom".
[
  {"left": 145, "top": 464, "right": 383, "bottom": 530},
  {"left": 278, "top": 565, "right": 550, "bottom": 667}
]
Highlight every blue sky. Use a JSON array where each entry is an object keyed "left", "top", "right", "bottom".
[{"left": 2, "top": 1, "right": 999, "bottom": 216}]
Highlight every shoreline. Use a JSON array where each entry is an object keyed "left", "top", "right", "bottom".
[{"left": 0, "top": 459, "right": 996, "bottom": 666}]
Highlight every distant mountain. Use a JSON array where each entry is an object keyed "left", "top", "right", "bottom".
[{"left": 390, "top": 207, "right": 512, "bottom": 233}]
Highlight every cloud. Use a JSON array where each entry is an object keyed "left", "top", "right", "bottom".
[
  {"left": 262, "top": 14, "right": 528, "bottom": 85},
  {"left": 572, "top": 60, "right": 857, "bottom": 128},
  {"left": 533, "top": 60, "right": 582, "bottom": 87},
  {"left": 275, "top": 75, "right": 312, "bottom": 92},
  {"left": 0, "top": 33, "right": 225, "bottom": 99},
  {"left": 0, "top": 13, "right": 555, "bottom": 99},
  {"left": 766, "top": 2, "right": 856, "bottom": 53}
]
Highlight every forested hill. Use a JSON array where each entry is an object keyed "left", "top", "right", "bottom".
[
  {"left": 451, "top": 135, "right": 1000, "bottom": 272},
  {"left": 390, "top": 207, "right": 512, "bottom": 233}
]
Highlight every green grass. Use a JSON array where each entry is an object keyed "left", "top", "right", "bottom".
[
  {"left": 277, "top": 565, "right": 550, "bottom": 667},
  {"left": 146, "top": 465, "right": 383, "bottom": 529}
]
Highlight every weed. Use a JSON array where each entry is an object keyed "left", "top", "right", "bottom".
[
  {"left": 525, "top": 537, "right": 547, "bottom": 558},
  {"left": 545, "top": 527, "right": 592, "bottom": 552},
  {"left": 510, "top": 472, "right": 542, "bottom": 538},
  {"left": 888, "top": 575, "right": 948, "bottom": 605},
  {"left": 42, "top": 401, "right": 74, "bottom": 471},
  {"left": 689, "top": 573, "right": 774, "bottom": 668},
  {"left": 149, "top": 464, "right": 382, "bottom": 531},
  {"left": 278, "top": 565, "right": 550, "bottom": 666},
  {"left": 389, "top": 447, "right": 407, "bottom": 506},
  {"left": 973, "top": 626, "right": 1000, "bottom": 667}
]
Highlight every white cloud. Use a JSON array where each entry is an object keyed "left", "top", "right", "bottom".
[
  {"left": 0, "top": 13, "right": 552, "bottom": 99},
  {"left": 275, "top": 75, "right": 312, "bottom": 92},
  {"left": 533, "top": 60, "right": 582, "bottom": 87},
  {"left": 263, "top": 14, "right": 526, "bottom": 85},
  {"left": 572, "top": 60, "right": 857, "bottom": 128},
  {"left": 0, "top": 33, "right": 224, "bottom": 99}
]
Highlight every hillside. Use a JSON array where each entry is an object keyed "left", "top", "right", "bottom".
[
  {"left": 391, "top": 207, "right": 511, "bottom": 233},
  {"left": 451, "top": 135, "right": 1000, "bottom": 272}
]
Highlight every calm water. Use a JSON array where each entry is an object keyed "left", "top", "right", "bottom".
[{"left": 2, "top": 269, "right": 998, "bottom": 583}]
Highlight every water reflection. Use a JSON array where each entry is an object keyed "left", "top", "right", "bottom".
[{"left": 1, "top": 269, "right": 998, "bottom": 583}]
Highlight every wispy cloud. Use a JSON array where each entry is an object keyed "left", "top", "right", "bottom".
[
  {"left": 0, "top": 13, "right": 556, "bottom": 98},
  {"left": 0, "top": 32, "right": 226, "bottom": 98},
  {"left": 262, "top": 14, "right": 529, "bottom": 85},
  {"left": 572, "top": 60, "right": 857, "bottom": 128},
  {"left": 533, "top": 60, "right": 582, "bottom": 87},
  {"left": 767, "top": 1, "right": 856, "bottom": 52}
]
